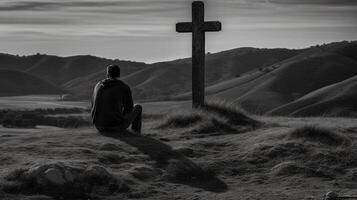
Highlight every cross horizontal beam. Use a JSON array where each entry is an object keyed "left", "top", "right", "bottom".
[
  {"left": 204, "top": 21, "right": 222, "bottom": 32},
  {"left": 176, "top": 22, "right": 192, "bottom": 33},
  {"left": 176, "top": 21, "right": 221, "bottom": 33}
]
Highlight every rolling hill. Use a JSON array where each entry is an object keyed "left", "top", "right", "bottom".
[
  {"left": 0, "top": 53, "right": 148, "bottom": 85},
  {"left": 64, "top": 48, "right": 302, "bottom": 100},
  {"left": 0, "top": 69, "right": 64, "bottom": 96},
  {"left": 1, "top": 41, "right": 356, "bottom": 117},
  {"left": 212, "top": 50, "right": 357, "bottom": 113},
  {"left": 268, "top": 75, "right": 357, "bottom": 117}
]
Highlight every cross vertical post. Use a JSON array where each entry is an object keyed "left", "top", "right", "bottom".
[
  {"left": 192, "top": 1, "right": 205, "bottom": 108},
  {"left": 176, "top": 1, "right": 221, "bottom": 108}
]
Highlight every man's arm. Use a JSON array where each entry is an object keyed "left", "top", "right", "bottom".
[
  {"left": 91, "top": 83, "right": 99, "bottom": 108},
  {"left": 91, "top": 83, "right": 100, "bottom": 119},
  {"left": 123, "top": 85, "right": 134, "bottom": 115}
]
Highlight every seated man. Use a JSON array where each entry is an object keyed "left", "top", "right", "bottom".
[{"left": 91, "top": 64, "right": 142, "bottom": 133}]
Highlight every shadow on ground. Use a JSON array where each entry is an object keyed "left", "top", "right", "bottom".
[{"left": 101, "top": 131, "right": 228, "bottom": 193}]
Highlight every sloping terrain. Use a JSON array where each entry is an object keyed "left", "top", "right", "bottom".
[
  {"left": 0, "top": 53, "right": 147, "bottom": 85},
  {"left": 0, "top": 69, "right": 64, "bottom": 97},
  {"left": 268, "top": 75, "right": 357, "bottom": 117},
  {"left": 1, "top": 48, "right": 301, "bottom": 101},
  {"left": 26, "top": 55, "right": 146, "bottom": 85},
  {"left": 1, "top": 41, "right": 356, "bottom": 117},
  {"left": 205, "top": 41, "right": 357, "bottom": 116},
  {"left": 64, "top": 48, "right": 302, "bottom": 100},
  {"left": 0, "top": 53, "right": 43, "bottom": 71}
]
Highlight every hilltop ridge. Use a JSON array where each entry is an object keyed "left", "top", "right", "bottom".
[{"left": 1, "top": 41, "right": 356, "bottom": 117}]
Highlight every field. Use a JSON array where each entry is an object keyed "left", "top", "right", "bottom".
[
  {"left": 0, "top": 96, "right": 356, "bottom": 200},
  {"left": 0, "top": 95, "right": 191, "bottom": 114},
  {"left": 0, "top": 95, "right": 88, "bottom": 110}
]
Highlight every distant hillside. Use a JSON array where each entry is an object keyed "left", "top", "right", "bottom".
[
  {"left": 268, "top": 75, "right": 357, "bottom": 117},
  {"left": 64, "top": 47, "right": 302, "bottom": 100},
  {"left": 203, "top": 42, "right": 357, "bottom": 113},
  {"left": 0, "top": 53, "right": 147, "bottom": 85},
  {"left": 171, "top": 41, "right": 357, "bottom": 116},
  {"left": 0, "top": 69, "right": 64, "bottom": 96},
  {"left": 1, "top": 41, "right": 356, "bottom": 117},
  {"left": 209, "top": 41, "right": 357, "bottom": 116}
]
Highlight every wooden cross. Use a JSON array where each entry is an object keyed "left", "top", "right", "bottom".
[{"left": 176, "top": 1, "right": 221, "bottom": 108}]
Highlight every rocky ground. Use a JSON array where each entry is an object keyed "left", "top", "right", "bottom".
[{"left": 0, "top": 107, "right": 357, "bottom": 200}]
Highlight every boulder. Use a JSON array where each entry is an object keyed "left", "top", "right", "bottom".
[
  {"left": 4, "top": 162, "right": 128, "bottom": 198},
  {"left": 324, "top": 191, "right": 339, "bottom": 200},
  {"left": 85, "top": 165, "right": 111, "bottom": 179},
  {"left": 24, "top": 162, "right": 74, "bottom": 186},
  {"left": 43, "top": 168, "right": 65, "bottom": 185}
]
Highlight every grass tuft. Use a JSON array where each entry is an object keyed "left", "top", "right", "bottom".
[
  {"left": 202, "top": 99, "right": 260, "bottom": 126},
  {"left": 191, "top": 118, "right": 237, "bottom": 134},
  {"left": 156, "top": 100, "right": 259, "bottom": 135},
  {"left": 157, "top": 112, "right": 203, "bottom": 129}
]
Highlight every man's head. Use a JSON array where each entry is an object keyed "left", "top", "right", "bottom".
[{"left": 106, "top": 64, "right": 120, "bottom": 79}]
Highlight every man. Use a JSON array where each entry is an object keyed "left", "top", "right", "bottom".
[{"left": 91, "top": 64, "right": 142, "bottom": 134}]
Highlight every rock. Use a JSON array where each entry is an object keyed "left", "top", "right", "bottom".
[
  {"left": 25, "top": 163, "right": 48, "bottom": 179},
  {"left": 43, "top": 168, "right": 65, "bottom": 185},
  {"left": 63, "top": 169, "right": 75, "bottom": 182},
  {"left": 324, "top": 191, "right": 339, "bottom": 200},
  {"left": 6, "top": 162, "right": 128, "bottom": 198},
  {"left": 24, "top": 163, "right": 68, "bottom": 186},
  {"left": 85, "top": 165, "right": 111, "bottom": 179}
]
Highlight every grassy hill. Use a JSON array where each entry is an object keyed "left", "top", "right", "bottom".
[
  {"left": 0, "top": 53, "right": 147, "bottom": 85},
  {"left": 268, "top": 75, "right": 357, "bottom": 117},
  {"left": 64, "top": 48, "right": 302, "bottom": 100},
  {"left": 234, "top": 42, "right": 355, "bottom": 113},
  {"left": 0, "top": 69, "right": 65, "bottom": 96},
  {"left": 216, "top": 52, "right": 356, "bottom": 113},
  {"left": 173, "top": 41, "right": 357, "bottom": 116},
  {"left": 1, "top": 41, "right": 356, "bottom": 117}
]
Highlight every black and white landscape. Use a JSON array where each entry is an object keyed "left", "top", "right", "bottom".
[
  {"left": 0, "top": 0, "right": 357, "bottom": 200},
  {"left": 1, "top": 41, "right": 357, "bottom": 117}
]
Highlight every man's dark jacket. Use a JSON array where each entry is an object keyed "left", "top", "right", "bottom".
[{"left": 91, "top": 78, "right": 133, "bottom": 127}]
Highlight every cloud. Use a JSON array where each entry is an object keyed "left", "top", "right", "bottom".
[
  {"left": 265, "top": 0, "right": 357, "bottom": 5},
  {"left": 0, "top": 16, "right": 74, "bottom": 25},
  {"left": 0, "top": 0, "right": 185, "bottom": 11},
  {"left": 0, "top": 0, "right": 356, "bottom": 62}
]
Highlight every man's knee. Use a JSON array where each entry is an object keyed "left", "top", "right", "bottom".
[{"left": 134, "top": 104, "right": 143, "bottom": 113}]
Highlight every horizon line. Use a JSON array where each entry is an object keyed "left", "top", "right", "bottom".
[{"left": 0, "top": 40, "right": 354, "bottom": 64}]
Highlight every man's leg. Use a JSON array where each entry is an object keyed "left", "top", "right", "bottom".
[{"left": 124, "top": 104, "right": 142, "bottom": 133}]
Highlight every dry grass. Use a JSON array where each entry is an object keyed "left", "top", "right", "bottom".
[
  {"left": 244, "top": 125, "right": 356, "bottom": 179},
  {"left": 191, "top": 118, "right": 237, "bottom": 134},
  {"left": 156, "top": 100, "right": 259, "bottom": 135},
  {"left": 157, "top": 112, "right": 203, "bottom": 129},
  {"left": 202, "top": 100, "right": 260, "bottom": 126},
  {"left": 288, "top": 125, "right": 350, "bottom": 146}
]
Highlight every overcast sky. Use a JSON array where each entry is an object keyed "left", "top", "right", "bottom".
[{"left": 0, "top": 0, "right": 356, "bottom": 63}]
